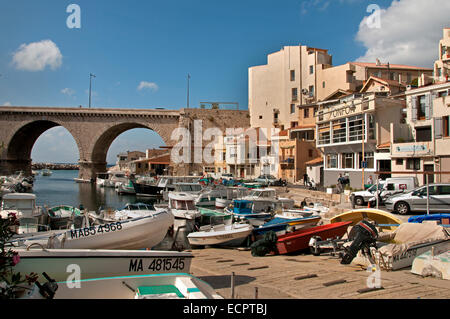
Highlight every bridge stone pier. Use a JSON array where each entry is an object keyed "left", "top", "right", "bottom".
[{"left": 0, "top": 106, "right": 250, "bottom": 181}]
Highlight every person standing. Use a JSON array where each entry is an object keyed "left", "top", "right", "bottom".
[
  {"left": 367, "top": 175, "right": 373, "bottom": 186},
  {"left": 303, "top": 173, "right": 308, "bottom": 186}
]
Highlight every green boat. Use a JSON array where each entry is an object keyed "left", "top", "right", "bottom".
[
  {"left": 197, "top": 207, "right": 232, "bottom": 226},
  {"left": 47, "top": 205, "right": 83, "bottom": 230}
]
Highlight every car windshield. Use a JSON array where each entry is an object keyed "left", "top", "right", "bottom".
[{"left": 367, "top": 183, "right": 385, "bottom": 193}]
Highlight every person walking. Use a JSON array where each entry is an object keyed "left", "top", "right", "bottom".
[{"left": 337, "top": 174, "right": 344, "bottom": 193}]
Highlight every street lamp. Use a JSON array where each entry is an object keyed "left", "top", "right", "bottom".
[{"left": 89, "top": 73, "right": 96, "bottom": 108}]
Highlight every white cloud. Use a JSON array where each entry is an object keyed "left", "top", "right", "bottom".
[
  {"left": 3, "top": 102, "right": 12, "bottom": 106},
  {"left": 61, "top": 88, "right": 75, "bottom": 96},
  {"left": 137, "top": 81, "right": 159, "bottom": 91},
  {"left": 355, "top": 0, "right": 450, "bottom": 68},
  {"left": 12, "top": 40, "right": 62, "bottom": 71}
]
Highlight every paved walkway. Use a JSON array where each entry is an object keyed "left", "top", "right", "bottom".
[{"left": 190, "top": 247, "right": 450, "bottom": 299}]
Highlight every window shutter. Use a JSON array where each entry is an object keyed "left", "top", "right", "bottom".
[
  {"left": 435, "top": 117, "right": 443, "bottom": 139},
  {"left": 425, "top": 93, "right": 432, "bottom": 120},
  {"left": 411, "top": 96, "right": 418, "bottom": 122}
]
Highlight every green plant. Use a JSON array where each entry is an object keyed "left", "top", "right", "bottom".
[{"left": 0, "top": 214, "right": 38, "bottom": 299}]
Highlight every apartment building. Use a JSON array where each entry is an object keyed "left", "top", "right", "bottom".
[
  {"left": 316, "top": 92, "right": 405, "bottom": 189},
  {"left": 434, "top": 28, "right": 450, "bottom": 83},
  {"left": 390, "top": 82, "right": 450, "bottom": 184}
]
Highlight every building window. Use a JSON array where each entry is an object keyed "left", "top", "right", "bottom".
[
  {"left": 332, "top": 118, "right": 347, "bottom": 143},
  {"left": 444, "top": 116, "right": 450, "bottom": 137},
  {"left": 290, "top": 70, "right": 295, "bottom": 81},
  {"left": 417, "top": 95, "right": 427, "bottom": 120},
  {"left": 348, "top": 115, "right": 364, "bottom": 141},
  {"left": 438, "top": 90, "right": 449, "bottom": 97},
  {"left": 341, "top": 153, "right": 354, "bottom": 169},
  {"left": 318, "top": 122, "right": 331, "bottom": 145},
  {"left": 416, "top": 126, "right": 432, "bottom": 142},
  {"left": 259, "top": 115, "right": 263, "bottom": 119},
  {"left": 406, "top": 158, "right": 420, "bottom": 170},
  {"left": 396, "top": 159, "right": 404, "bottom": 166},
  {"left": 308, "top": 149, "right": 313, "bottom": 157},
  {"left": 359, "top": 152, "right": 374, "bottom": 169},
  {"left": 291, "top": 121, "right": 298, "bottom": 128},
  {"left": 309, "top": 65, "right": 314, "bottom": 74},
  {"left": 309, "top": 85, "right": 314, "bottom": 97},
  {"left": 290, "top": 104, "right": 295, "bottom": 114},
  {"left": 292, "top": 88, "right": 298, "bottom": 101},
  {"left": 407, "top": 73, "right": 412, "bottom": 83},
  {"left": 322, "top": 81, "right": 326, "bottom": 88},
  {"left": 304, "top": 108, "right": 310, "bottom": 118},
  {"left": 326, "top": 154, "right": 338, "bottom": 169}
]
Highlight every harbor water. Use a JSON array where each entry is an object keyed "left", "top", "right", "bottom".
[{"left": 32, "top": 170, "right": 191, "bottom": 250}]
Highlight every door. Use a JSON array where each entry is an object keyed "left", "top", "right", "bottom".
[
  {"left": 424, "top": 165, "right": 434, "bottom": 184},
  {"left": 378, "top": 160, "right": 391, "bottom": 180}
]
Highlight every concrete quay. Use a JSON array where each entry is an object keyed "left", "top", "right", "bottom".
[{"left": 190, "top": 247, "right": 450, "bottom": 299}]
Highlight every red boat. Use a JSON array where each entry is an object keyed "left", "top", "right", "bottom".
[{"left": 275, "top": 221, "right": 352, "bottom": 255}]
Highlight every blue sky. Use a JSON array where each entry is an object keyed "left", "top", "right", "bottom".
[{"left": 0, "top": 0, "right": 448, "bottom": 164}]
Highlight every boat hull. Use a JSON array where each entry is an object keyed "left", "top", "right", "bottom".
[
  {"left": 131, "top": 181, "right": 161, "bottom": 197},
  {"left": 187, "top": 224, "right": 253, "bottom": 247},
  {"left": 275, "top": 221, "right": 352, "bottom": 255},
  {"left": 15, "top": 211, "right": 174, "bottom": 250},
  {"left": 13, "top": 249, "right": 193, "bottom": 282}
]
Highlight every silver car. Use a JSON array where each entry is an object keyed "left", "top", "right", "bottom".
[{"left": 384, "top": 183, "right": 450, "bottom": 215}]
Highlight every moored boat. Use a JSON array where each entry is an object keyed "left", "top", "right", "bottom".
[
  {"left": 10, "top": 210, "right": 174, "bottom": 250},
  {"left": 167, "top": 192, "right": 201, "bottom": 220},
  {"left": 275, "top": 221, "right": 352, "bottom": 255},
  {"left": 13, "top": 248, "right": 193, "bottom": 282},
  {"left": 46, "top": 205, "right": 83, "bottom": 230}
]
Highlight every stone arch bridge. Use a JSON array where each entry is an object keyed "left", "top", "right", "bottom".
[{"left": 0, "top": 106, "right": 250, "bottom": 181}]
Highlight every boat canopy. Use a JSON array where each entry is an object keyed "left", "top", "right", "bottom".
[{"left": 121, "top": 203, "right": 155, "bottom": 211}]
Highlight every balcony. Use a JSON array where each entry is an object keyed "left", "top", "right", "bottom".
[{"left": 390, "top": 123, "right": 434, "bottom": 157}]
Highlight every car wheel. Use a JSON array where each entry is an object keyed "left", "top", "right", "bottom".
[
  {"left": 354, "top": 196, "right": 365, "bottom": 206},
  {"left": 395, "top": 202, "right": 410, "bottom": 215}
]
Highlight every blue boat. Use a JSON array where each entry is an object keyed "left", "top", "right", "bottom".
[
  {"left": 408, "top": 214, "right": 450, "bottom": 227},
  {"left": 252, "top": 215, "right": 322, "bottom": 238},
  {"left": 224, "top": 199, "right": 273, "bottom": 223}
]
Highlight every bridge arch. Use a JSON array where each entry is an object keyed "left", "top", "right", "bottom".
[{"left": 3, "top": 120, "right": 82, "bottom": 174}]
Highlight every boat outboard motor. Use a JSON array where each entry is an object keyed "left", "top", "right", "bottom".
[{"left": 340, "top": 220, "right": 378, "bottom": 265}]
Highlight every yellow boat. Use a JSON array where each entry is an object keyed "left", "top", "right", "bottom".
[{"left": 330, "top": 208, "right": 403, "bottom": 231}]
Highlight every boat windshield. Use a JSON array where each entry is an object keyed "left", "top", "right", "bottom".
[
  {"left": 125, "top": 203, "right": 155, "bottom": 211},
  {"left": 178, "top": 184, "right": 202, "bottom": 192},
  {"left": 172, "top": 200, "right": 196, "bottom": 210},
  {"left": 236, "top": 201, "right": 253, "bottom": 209},
  {"left": 249, "top": 190, "right": 275, "bottom": 198}
]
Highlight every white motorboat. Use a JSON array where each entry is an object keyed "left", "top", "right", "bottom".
[
  {"left": 10, "top": 209, "right": 174, "bottom": 250},
  {"left": 195, "top": 187, "right": 228, "bottom": 207},
  {"left": 35, "top": 273, "right": 223, "bottom": 299},
  {"left": 275, "top": 209, "right": 320, "bottom": 219},
  {"left": 13, "top": 248, "right": 193, "bottom": 282},
  {"left": 243, "top": 188, "right": 295, "bottom": 209},
  {"left": 41, "top": 169, "right": 52, "bottom": 176},
  {"left": 115, "top": 180, "right": 136, "bottom": 195},
  {"left": 0, "top": 193, "right": 46, "bottom": 234},
  {"left": 168, "top": 192, "right": 201, "bottom": 220},
  {"left": 46, "top": 205, "right": 83, "bottom": 230},
  {"left": 215, "top": 187, "right": 250, "bottom": 209},
  {"left": 97, "top": 171, "right": 128, "bottom": 188},
  {"left": 187, "top": 222, "right": 253, "bottom": 247}
]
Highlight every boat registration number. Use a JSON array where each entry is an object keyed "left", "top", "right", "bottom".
[
  {"left": 69, "top": 222, "right": 123, "bottom": 239},
  {"left": 129, "top": 258, "right": 186, "bottom": 272}
]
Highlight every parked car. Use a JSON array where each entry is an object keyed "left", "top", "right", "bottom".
[
  {"left": 254, "top": 175, "right": 278, "bottom": 186},
  {"left": 350, "top": 181, "right": 386, "bottom": 206},
  {"left": 384, "top": 183, "right": 450, "bottom": 215},
  {"left": 367, "top": 177, "right": 419, "bottom": 207}
]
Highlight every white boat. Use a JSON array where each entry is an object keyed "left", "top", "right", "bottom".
[
  {"left": 96, "top": 173, "right": 111, "bottom": 187},
  {"left": 187, "top": 222, "right": 253, "bottom": 247},
  {"left": 97, "top": 171, "right": 128, "bottom": 188},
  {"left": 158, "top": 176, "right": 201, "bottom": 200},
  {"left": 13, "top": 248, "right": 193, "bottom": 282},
  {"left": 352, "top": 222, "right": 450, "bottom": 270},
  {"left": 275, "top": 209, "right": 320, "bottom": 219},
  {"left": 215, "top": 187, "right": 249, "bottom": 209},
  {"left": 10, "top": 210, "right": 174, "bottom": 250},
  {"left": 115, "top": 180, "right": 136, "bottom": 195},
  {"left": 46, "top": 205, "right": 83, "bottom": 230},
  {"left": 243, "top": 188, "right": 295, "bottom": 209},
  {"left": 195, "top": 187, "right": 228, "bottom": 207},
  {"left": 41, "top": 169, "right": 52, "bottom": 176},
  {"left": 0, "top": 193, "right": 46, "bottom": 233},
  {"left": 168, "top": 192, "right": 201, "bottom": 220},
  {"left": 46, "top": 273, "right": 223, "bottom": 299}
]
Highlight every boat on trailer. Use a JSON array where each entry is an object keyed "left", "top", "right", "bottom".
[{"left": 275, "top": 221, "right": 352, "bottom": 255}]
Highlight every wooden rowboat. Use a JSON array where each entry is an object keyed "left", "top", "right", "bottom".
[{"left": 275, "top": 221, "right": 352, "bottom": 255}]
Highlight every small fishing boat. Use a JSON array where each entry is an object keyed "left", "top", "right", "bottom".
[
  {"left": 0, "top": 193, "right": 46, "bottom": 233},
  {"left": 46, "top": 205, "right": 83, "bottom": 230},
  {"left": 352, "top": 222, "right": 450, "bottom": 271},
  {"left": 243, "top": 188, "right": 295, "bottom": 209},
  {"left": 13, "top": 248, "right": 193, "bottom": 282},
  {"left": 330, "top": 208, "right": 404, "bottom": 231},
  {"left": 167, "top": 192, "right": 201, "bottom": 220},
  {"left": 131, "top": 179, "right": 161, "bottom": 197},
  {"left": 89, "top": 202, "right": 166, "bottom": 224},
  {"left": 408, "top": 214, "right": 450, "bottom": 226},
  {"left": 41, "top": 169, "right": 52, "bottom": 176},
  {"left": 224, "top": 199, "right": 276, "bottom": 224},
  {"left": 115, "top": 180, "right": 136, "bottom": 195},
  {"left": 275, "top": 209, "right": 319, "bottom": 219},
  {"left": 197, "top": 206, "right": 233, "bottom": 224},
  {"left": 47, "top": 273, "right": 223, "bottom": 299},
  {"left": 253, "top": 215, "right": 322, "bottom": 239},
  {"left": 187, "top": 222, "right": 253, "bottom": 247},
  {"left": 195, "top": 187, "right": 228, "bottom": 207},
  {"left": 215, "top": 187, "right": 249, "bottom": 209},
  {"left": 275, "top": 221, "right": 352, "bottom": 255},
  {"left": 10, "top": 210, "right": 174, "bottom": 250}
]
